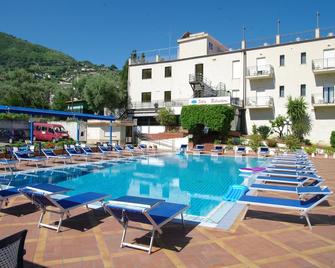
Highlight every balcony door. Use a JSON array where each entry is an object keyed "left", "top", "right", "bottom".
[
  {"left": 256, "top": 57, "right": 267, "bottom": 74},
  {"left": 323, "top": 86, "right": 334, "bottom": 103},
  {"left": 323, "top": 49, "right": 335, "bottom": 68}
]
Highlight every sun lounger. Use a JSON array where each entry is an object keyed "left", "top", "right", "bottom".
[
  {"left": 138, "top": 144, "right": 148, "bottom": 153},
  {"left": 255, "top": 175, "right": 323, "bottom": 186},
  {"left": 235, "top": 146, "right": 247, "bottom": 156},
  {"left": 0, "top": 159, "right": 18, "bottom": 172},
  {"left": 192, "top": 144, "right": 204, "bottom": 155},
  {"left": 265, "top": 165, "right": 315, "bottom": 173},
  {"left": 238, "top": 188, "right": 332, "bottom": 229},
  {"left": 260, "top": 169, "right": 318, "bottom": 179},
  {"left": 21, "top": 186, "right": 109, "bottom": 232},
  {"left": 104, "top": 196, "right": 188, "bottom": 254},
  {"left": 65, "top": 147, "right": 91, "bottom": 161},
  {"left": 125, "top": 144, "right": 143, "bottom": 155},
  {"left": 0, "top": 187, "right": 21, "bottom": 209},
  {"left": 269, "top": 161, "right": 313, "bottom": 169},
  {"left": 258, "top": 147, "right": 270, "bottom": 157},
  {"left": 211, "top": 145, "right": 224, "bottom": 155},
  {"left": 13, "top": 151, "right": 46, "bottom": 168},
  {"left": 81, "top": 145, "right": 104, "bottom": 158},
  {"left": 250, "top": 183, "right": 331, "bottom": 195},
  {"left": 42, "top": 149, "right": 72, "bottom": 164},
  {"left": 98, "top": 144, "right": 113, "bottom": 155}
]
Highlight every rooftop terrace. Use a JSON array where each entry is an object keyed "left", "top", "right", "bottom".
[{"left": 0, "top": 157, "right": 334, "bottom": 267}]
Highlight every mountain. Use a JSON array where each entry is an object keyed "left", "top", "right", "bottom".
[{"left": 0, "top": 32, "right": 107, "bottom": 79}]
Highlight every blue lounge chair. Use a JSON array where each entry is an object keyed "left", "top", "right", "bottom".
[
  {"left": 269, "top": 162, "right": 313, "bottom": 169},
  {"left": 98, "top": 144, "right": 113, "bottom": 155},
  {"left": 258, "top": 147, "right": 270, "bottom": 157},
  {"left": 0, "top": 159, "right": 18, "bottom": 172},
  {"left": 81, "top": 145, "right": 104, "bottom": 158},
  {"left": 65, "top": 147, "right": 91, "bottom": 161},
  {"left": 114, "top": 144, "right": 127, "bottom": 156},
  {"left": 21, "top": 186, "right": 109, "bottom": 232},
  {"left": 0, "top": 183, "right": 71, "bottom": 210},
  {"left": 177, "top": 144, "right": 188, "bottom": 155},
  {"left": 235, "top": 146, "right": 246, "bottom": 155},
  {"left": 13, "top": 151, "right": 46, "bottom": 168},
  {"left": 238, "top": 188, "right": 332, "bottom": 229},
  {"left": 250, "top": 184, "right": 332, "bottom": 196},
  {"left": 193, "top": 144, "right": 204, "bottom": 155},
  {"left": 255, "top": 175, "right": 323, "bottom": 186},
  {"left": 211, "top": 145, "right": 224, "bottom": 155},
  {"left": 125, "top": 144, "right": 143, "bottom": 155},
  {"left": 42, "top": 149, "right": 72, "bottom": 164},
  {"left": 104, "top": 196, "right": 188, "bottom": 254},
  {"left": 266, "top": 165, "right": 315, "bottom": 173},
  {"left": 260, "top": 169, "right": 318, "bottom": 179}
]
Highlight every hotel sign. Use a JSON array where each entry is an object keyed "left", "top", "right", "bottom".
[{"left": 188, "top": 96, "right": 231, "bottom": 105}]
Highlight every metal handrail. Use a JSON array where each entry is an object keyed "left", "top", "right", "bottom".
[
  {"left": 246, "top": 96, "right": 274, "bottom": 107},
  {"left": 247, "top": 65, "right": 274, "bottom": 76},
  {"left": 311, "top": 94, "right": 335, "bottom": 104},
  {"left": 129, "top": 99, "right": 190, "bottom": 109},
  {"left": 312, "top": 57, "right": 335, "bottom": 70}
]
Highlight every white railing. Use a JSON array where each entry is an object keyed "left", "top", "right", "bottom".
[
  {"left": 246, "top": 96, "right": 273, "bottom": 107},
  {"left": 312, "top": 57, "right": 335, "bottom": 70},
  {"left": 130, "top": 99, "right": 189, "bottom": 109},
  {"left": 247, "top": 65, "right": 274, "bottom": 77},
  {"left": 312, "top": 94, "right": 335, "bottom": 105},
  {"left": 129, "top": 47, "right": 179, "bottom": 65}
]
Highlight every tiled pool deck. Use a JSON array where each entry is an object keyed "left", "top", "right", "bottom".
[{"left": 0, "top": 157, "right": 334, "bottom": 267}]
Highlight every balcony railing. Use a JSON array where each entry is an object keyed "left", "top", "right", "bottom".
[
  {"left": 246, "top": 96, "right": 274, "bottom": 108},
  {"left": 246, "top": 65, "right": 274, "bottom": 79},
  {"left": 312, "top": 57, "right": 335, "bottom": 73},
  {"left": 311, "top": 94, "right": 335, "bottom": 106},
  {"left": 129, "top": 99, "right": 189, "bottom": 109}
]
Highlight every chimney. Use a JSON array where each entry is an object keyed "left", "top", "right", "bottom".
[
  {"left": 276, "top": 19, "right": 281, "bottom": 44},
  {"left": 241, "top": 27, "right": 246, "bottom": 49},
  {"left": 315, "top": 11, "right": 320, "bottom": 39}
]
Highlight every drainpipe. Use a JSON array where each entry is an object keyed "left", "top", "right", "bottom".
[{"left": 29, "top": 120, "right": 34, "bottom": 144}]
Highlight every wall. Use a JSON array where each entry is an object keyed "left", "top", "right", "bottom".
[{"left": 49, "top": 121, "right": 87, "bottom": 142}]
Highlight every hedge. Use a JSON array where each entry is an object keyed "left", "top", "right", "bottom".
[
  {"left": 180, "top": 104, "right": 235, "bottom": 137},
  {"left": 331, "top": 131, "right": 335, "bottom": 148}
]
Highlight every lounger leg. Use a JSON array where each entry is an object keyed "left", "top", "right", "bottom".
[
  {"left": 181, "top": 213, "right": 185, "bottom": 230},
  {"left": 120, "top": 223, "right": 128, "bottom": 248},
  {"left": 148, "top": 230, "right": 155, "bottom": 254},
  {"left": 38, "top": 210, "right": 46, "bottom": 228},
  {"left": 241, "top": 205, "right": 249, "bottom": 220},
  {"left": 304, "top": 213, "right": 312, "bottom": 230},
  {"left": 57, "top": 213, "right": 64, "bottom": 233}
]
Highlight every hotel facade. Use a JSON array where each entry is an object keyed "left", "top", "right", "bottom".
[{"left": 127, "top": 27, "right": 335, "bottom": 145}]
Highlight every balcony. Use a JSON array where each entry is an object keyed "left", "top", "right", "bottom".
[
  {"left": 312, "top": 58, "right": 335, "bottom": 74},
  {"left": 130, "top": 99, "right": 189, "bottom": 110},
  {"left": 311, "top": 94, "right": 335, "bottom": 107},
  {"left": 246, "top": 96, "right": 274, "bottom": 109},
  {"left": 246, "top": 65, "right": 274, "bottom": 80}
]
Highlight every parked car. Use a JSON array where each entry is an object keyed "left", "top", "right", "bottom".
[
  {"left": 33, "top": 123, "right": 69, "bottom": 142},
  {"left": 0, "top": 129, "right": 28, "bottom": 144}
]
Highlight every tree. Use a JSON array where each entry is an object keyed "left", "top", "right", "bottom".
[
  {"left": 119, "top": 61, "right": 129, "bottom": 110},
  {"left": 82, "top": 72, "right": 123, "bottom": 114},
  {"left": 156, "top": 108, "right": 176, "bottom": 130},
  {"left": 270, "top": 115, "right": 287, "bottom": 139},
  {"left": 286, "top": 97, "right": 311, "bottom": 141}
]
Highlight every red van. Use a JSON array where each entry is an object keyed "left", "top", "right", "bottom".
[{"left": 33, "top": 123, "right": 69, "bottom": 142}]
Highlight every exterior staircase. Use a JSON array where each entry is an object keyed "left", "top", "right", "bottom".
[{"left": 189, "top": 74, "right": 218, "bottom": 98}]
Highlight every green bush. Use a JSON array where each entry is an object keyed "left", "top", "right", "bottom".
[
  {"left": 252, "top": 124, "right": 258, "bottom": 135},
  {"left": 304, "top": 139, "right": 312, "bottom": 146},
  {"left": 213, "top": 139, "right": 222, "bottom": 144},
  {"left": 285, "top": 135, "right": 301, "bottom": 151},
  {"left": 156, "top": 107, "right": 177, "bottom": 130},
  {"left": 305, "top": 145, "right": 316, "bottom": 155},
  {"left": 266, "top": 139, "right": 277, "bottom": 148},
  {"left": 248, "top": 134, "right": 262, "bottom": 152},
  {"left": 331, "top": 131, "right": 335, "bottom": 148},
  {"left": 181, "top": 105, "right": 235, "bottom": 143},
  {"left": 324, "top": 146, "right": 334, "bottom": 155},
  {"left": 257, "top": 125, "right": 271, "bottom": 140}
]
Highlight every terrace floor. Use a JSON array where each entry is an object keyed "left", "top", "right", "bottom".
[{"left": 0, "top": 157, "right": 334, "bottom": 267}]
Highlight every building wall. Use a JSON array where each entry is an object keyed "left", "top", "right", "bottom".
[{"left": 128, "top": 36, "right": 335, "bottom": 144}]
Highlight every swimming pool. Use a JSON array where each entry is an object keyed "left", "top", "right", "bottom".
[{"left": 1, "top": 154, "right": 265, "bottom": 218}]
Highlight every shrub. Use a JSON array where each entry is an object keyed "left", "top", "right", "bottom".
[
  {"left": 304, "top": 139, "right": 312, "bottom": 146},
  {"left": 285, "top": 135, "right": 301, "bottom": 151},
  {"left": 331, "top": 131, "right": 335, "bottom": 148},
  {"left": 269, "top": 115, "right": 287, "bottom": 138},
  {"left": 324, "top": 146, "right": 334, "bottom": 155},
  {"left": 226, "top": 138, "right": 234, "bottom": 150},
  {"left": 213, "top": 139, "right": 221, "bottom": 144},
  {"left": 266, "top": 139, "right": 277, "bottom": 148},
  {"left": 248, "top": 134, "right": 262, "bottom": 152},
  {"left": 305, "top": 145, "right": 316, "bottom": 155},
  {"left": 156, "top": 107, "right": 177, "bottom": 130},
  {"left": 252, "top": 124, "right": 258, "bottom": 135},
  {"left": 257, "top": 125, "right": 271, "bottom": 140}
]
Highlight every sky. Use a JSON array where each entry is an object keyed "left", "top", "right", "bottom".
[{"left": 1, "top": 0, "right": 335, "bottom": 68}]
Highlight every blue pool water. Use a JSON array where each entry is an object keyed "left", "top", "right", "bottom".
[{"left": 1, "top": 155, "right": 265, "bottom": 217}]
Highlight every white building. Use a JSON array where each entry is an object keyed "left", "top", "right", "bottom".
[{"left": 127, "top": 28, "right": 335, "bottom": 145}]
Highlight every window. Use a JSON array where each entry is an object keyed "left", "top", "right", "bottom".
[
  {"left": 300, "top": 84, "right": 306, "bottom": 97},
  {"left": 280, "top": 55, "right": 285, "bottom": 66},
  {"left": 279, "top": 86, "right": 285, "bottom": 97},
  {"left": 301, "top": 52, "right": 306, "bottom": 64},
  {"left": 48, "top": 128, "right": 55, "bottom": 134},
  {"left": 164, "top": 91, "right": 171, "bottom": 102},
  {"left": 164, "top": 66, "right": 172, "bottom": 77},
  {"left": 141, "top": 92, "right": 151, "bottom": 102},
  {"left": 208, "top": 42, "right": 213, "bottom": 50},
  {"left": 142, "top": 68, "right": 152, "bottom": 79},
  {"left": 232, "top": 60, "right": 241, "bottom": 79}
]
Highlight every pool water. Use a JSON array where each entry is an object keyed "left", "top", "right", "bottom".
[{"left": 1, "top": 154, "right": 265, "bottom": 217}]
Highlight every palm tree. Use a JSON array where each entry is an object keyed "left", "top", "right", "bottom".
[{"left": 286, "top": 97, "right": 311, "bottom": 141}]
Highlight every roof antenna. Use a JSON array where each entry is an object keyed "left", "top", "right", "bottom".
[
  {"left": 315, "top": 11, "right": 320, "bottom": 38},
  {"left": 276, "top": 19, "right": 281, "bottom": 44}
]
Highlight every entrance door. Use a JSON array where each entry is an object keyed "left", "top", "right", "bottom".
[
  {"left": 323, "top": 86, "right": 335, "bottom": 103},
  {"left": 323, "top": 49, "right": 335, "bottom": 68}
]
